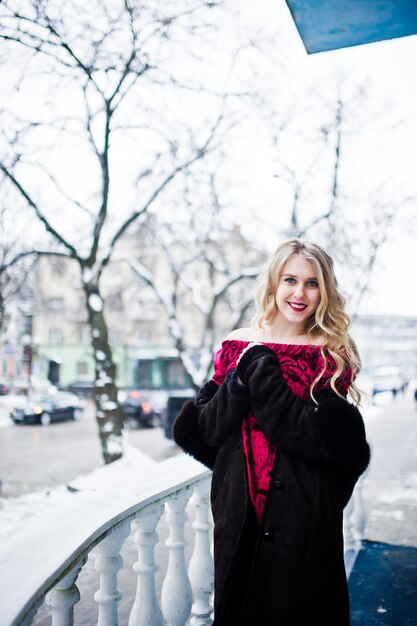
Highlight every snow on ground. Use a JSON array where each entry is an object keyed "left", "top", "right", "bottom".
[{"left": 0, "top": 446, "right": 161, "bottom": 540}]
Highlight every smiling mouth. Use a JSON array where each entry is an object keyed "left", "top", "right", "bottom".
[{"left": 288, "top": 302, "right": 307, "bottom": 312}]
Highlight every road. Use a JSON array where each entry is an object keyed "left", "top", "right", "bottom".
[{"left": 0, "top": 399, "right": 180, "bottom": 498}]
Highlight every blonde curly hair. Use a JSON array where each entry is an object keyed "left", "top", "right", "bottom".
[{"left": 252, "top": 238, "right": 362, "bottom": 405}]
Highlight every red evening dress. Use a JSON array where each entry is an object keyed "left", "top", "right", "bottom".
[{"left": 212, "top": 340, "right": 352, "bottom": 522}]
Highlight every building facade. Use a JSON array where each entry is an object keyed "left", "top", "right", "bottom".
[{"left": 352, "top": 314, "right": 417, "bottom": 379}]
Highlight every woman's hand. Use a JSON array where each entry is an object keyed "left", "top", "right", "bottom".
[{"left": 236, "top": 342, "right": 262, "bottom": 384}]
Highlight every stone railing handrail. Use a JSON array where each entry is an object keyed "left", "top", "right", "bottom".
[
  {"left": 0, "top": 454, "right": 367, "bottom": 626},
  {"left": 0, "top": 455, "right": 211, "bottom": 626}
]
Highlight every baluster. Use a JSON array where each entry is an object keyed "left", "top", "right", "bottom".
[
  {"left": 343, "top": 496, "right": 355, "bottom": 553},
  {"left": 129, "top": 504, "right": 164, "bottom": 626},
  {"left": 350, "top": 474, "right": 367, "bottom": 545},
  {"left": 188, "top": 479, "right": 214, "bottom": 626},
  {"left": 161, "top": 490, "right": 193, "bottom": 626},
  {"left": 45, "top": 557, "right": 87, "bottom": 626},
  {"left": 94, "top": 520, "right": 131, "bottom": 626}
]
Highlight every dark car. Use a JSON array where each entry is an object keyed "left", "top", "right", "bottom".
[
  {"left": 118, "top": 389, "right": 157, "bottom": 428},
  {"left": 163, "top": 390, "right": 195, "bottom": 439},
  {"left": 65, "top": 380, "right": 95, "bottom": 398},
  {"left": 0, "top": 380, "right": 9, "bottom": 396},
  {"left": 10, "top": 391, "right": 84, "bottom": 425}
]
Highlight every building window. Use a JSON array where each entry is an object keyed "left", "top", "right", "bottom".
[
  {"left": 137, "top": 324, "right": 152, "bottom": 340},
  {"left": 76, "top": 361, "right": 89, "bottom": 376},
  {"left": 135, "top": 360, "right": 152, "bottom": 388},
  {"left": 50, "top": 258, "right": 65, "bottom": 275},
  {"left": 79, "top": 326, "right": 90, "bottom": 344},
  {"left": 49, "top": 328, "right": 64, "bottom": 344},
  {"left": 107, "top": 294, "right": 123, "bottom": 311},
  {"left": 47, "top": 297, "right": 64, "bottom": 312},
  {"left": 166, "top": 360, "right": 189, "bottom": 388},
  {"left": 109, "top": 329, "right": 123, "bottom": 345}
]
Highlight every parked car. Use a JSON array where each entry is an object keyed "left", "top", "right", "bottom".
[
  {"left": 9, "top": 391, "right": 84, "bottom": 425},
  {"left": 371, "top": 366, "right": 405, "bottom": 398},
  {"left": 0, "top": 379, "right": 10, "bottom": 396},
  {"left": 162, "top": 390, "right": 195, "bottom": 439},
  {"left": 65, "top": 380, "right": 95, "bottom": 398},
  {"left": 118, "top": 389, "right": 157, "bottom": 428}
]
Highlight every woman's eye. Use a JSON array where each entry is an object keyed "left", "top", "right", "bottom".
[
  {"left": 284, "top": 277, "right": 295, "bottom": 284},
  {"left": 307, "top": 280, "right": 319, "bottom": 288}
]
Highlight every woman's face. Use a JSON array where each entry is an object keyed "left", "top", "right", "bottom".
[{"left": 275, "top": 254, "right": 321, "bottom": 328}]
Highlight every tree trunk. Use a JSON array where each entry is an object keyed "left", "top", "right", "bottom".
[{"left": 83, "top": 281, "right": 124, "bottom": 464}]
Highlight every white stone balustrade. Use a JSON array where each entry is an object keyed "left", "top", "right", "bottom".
[
  {"left": 343, "top": 473, "right": 368, "bottom": 576},
  {"left": 129, "top": 504, "right": 164, "bottom": 626},
  {"left": 45, "top": 558, "right": 87, "bottom": 626},
  {"left": 161, "top": 490, "right": 193, "bottom": 626},
  {"left": 188, "top": 478, "right": 214, "bottom": 626},
  {"left": 0, "top": 454, "right": 366, "bottom": 626},
  {"left": 94, "top": 520, "right": 131, "bottom": 626}
]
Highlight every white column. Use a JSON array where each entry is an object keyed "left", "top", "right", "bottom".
[
  {"left": 161, "top": 490, "right": 193, "bottom": 626},
  {"left": 188, "top": 478, "right": 214, "bottom": 626},
  {"left": 350, "top": 474, "right": 367, "bottom": 544},
  {"left": 343, "top": 496, "right": 356, "bottom": 553},
  {"left": 94, "top": 520, "right": 131, "bottom": 626},
  {"left": 128, "top": 504, "right": 164, "bottom": 626},
  {"left": 45, "top": 557, "right": 87, "bottom": 626}
]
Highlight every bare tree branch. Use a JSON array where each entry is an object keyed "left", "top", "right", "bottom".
[{"left": 0, "top": 163, "right": 78, "bottom": 257}]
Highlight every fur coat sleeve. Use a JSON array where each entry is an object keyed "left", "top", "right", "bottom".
[
  {"left": 236, "top": 344, "right": 370, "bottom": 480},
  {"left": 172, "top": 370, "right": 250, "bottom": 469}
]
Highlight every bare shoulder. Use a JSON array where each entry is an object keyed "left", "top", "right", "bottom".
[
  {"left": 308, "top": 335, "right": 326, "bottom": 346},
  {"left": 225, "top": 327, "right": 261, "bottom": 342}
]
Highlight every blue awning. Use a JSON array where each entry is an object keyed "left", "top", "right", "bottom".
[{"left": 285, "top": 0, "right": 417, "bottom": 53}]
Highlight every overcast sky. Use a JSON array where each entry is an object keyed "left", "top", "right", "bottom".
[
  {"left": 239, "top": 0, "right": 417, "bottom": 317},
  {"left": 2, "top": 0, "right": 416, "bottom": 317}
]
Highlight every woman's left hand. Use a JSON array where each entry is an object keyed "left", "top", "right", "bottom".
[
  {"left": 236, "top": 342, "right": 262, "bottom": 384},
  {"left": 236, "top": 342, "right": 262, "bottom": 366}
]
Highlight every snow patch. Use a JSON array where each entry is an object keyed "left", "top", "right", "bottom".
[
  {"left": 106, "top": 434, "right": 124, "bottom": 456},
  {"left": 0, "top": 447, "right": 161, "bottom": 538},
  {"left": 83, "top": 268, "right": 93, "bottom": 283},
  {"left": 371, "top": 509, "right": 405, "bottom": 521},
  {"left": 100, "top": 401, "right": 118, "bottom": 411},
  {"left": 92, "top": 329, "right": 100, "bottom": 338},
  {"left": 377, "top": 488, "right": 417, "bottom": 504},
  {"left": 89, "top": 294, "right": 103, "bottom": 312},
  {"left": 102, "top": 422, "right": 114, "bottom": 433},
  {"left": 95, "top": 350, "right": 106, "bottom": 361},
  {"left": 95, "top": 373, "right": 114, "bottom": 387}
]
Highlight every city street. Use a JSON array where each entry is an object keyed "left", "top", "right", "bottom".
[
  {"left": 1, "top": 390, "right": 417, "bottom": 547},
  {"left": 0, "top": 399, "right": 180, "bottom": 498},
  {"left": 1, "top": 390, "right": 417, "bottom": 625}
]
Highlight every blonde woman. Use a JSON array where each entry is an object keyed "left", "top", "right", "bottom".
[{"left": 173, "top": 238, "right": 370, "bottom": 626}]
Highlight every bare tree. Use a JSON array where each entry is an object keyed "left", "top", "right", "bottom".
[
  {"left": 0, "top": 0, "right": 247, "bottom": 462},
  {"left": 128, "top": 206, "right": 267, "bottom": 389},
  {"left": 266, "top": 83, "right": 414, "bottom": 315}
]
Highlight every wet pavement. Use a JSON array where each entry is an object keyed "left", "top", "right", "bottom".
[
  {"left": 0, "top": 400, "right": 181, "bottom": 498},
  {"left": 361, "top": 394, "right": 417, "bottom": 547}
]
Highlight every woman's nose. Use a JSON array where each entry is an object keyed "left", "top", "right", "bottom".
[{"left": 293, "top": 284, "right": 305, "bottom": 299}]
